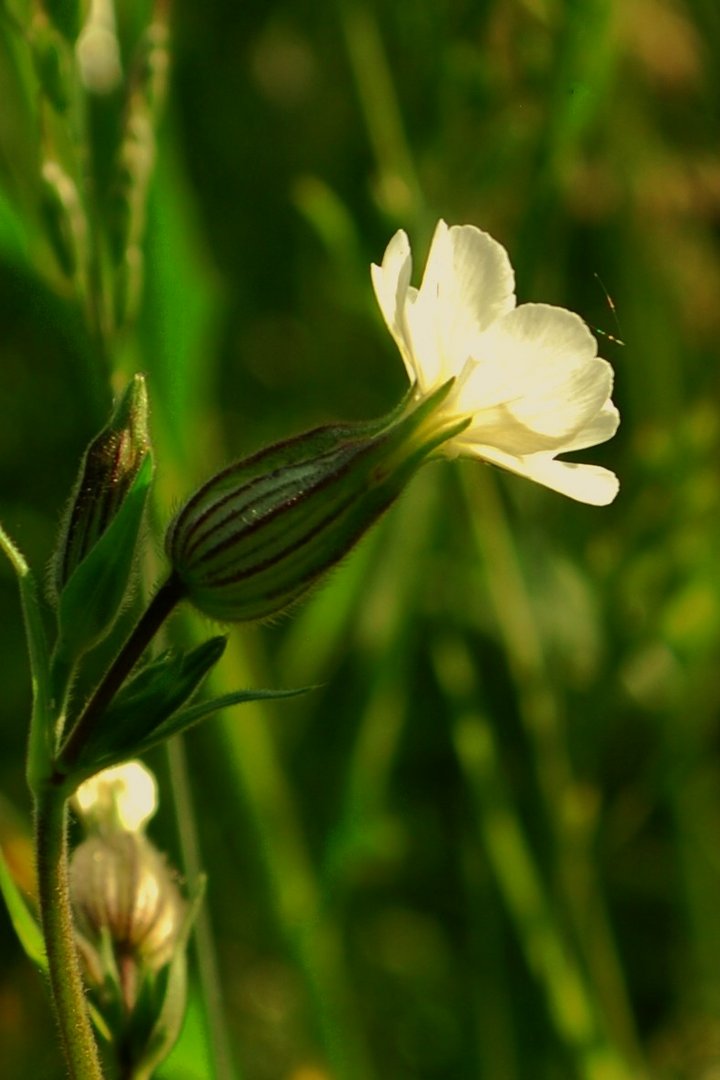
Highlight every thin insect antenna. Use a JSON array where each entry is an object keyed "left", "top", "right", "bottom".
[{"left": 592, "top": 271, "right": 626, "bottom": 346}]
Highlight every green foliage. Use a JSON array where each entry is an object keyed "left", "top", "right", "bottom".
[
  {"left": 61, "top": 632, "right": 306, "bottom": 780},
  {"left": 62, "top": 638, "right": 228, "bottom": 777},
  {"left": 133, "top": 684, "right": 309, "bottom": 754}
]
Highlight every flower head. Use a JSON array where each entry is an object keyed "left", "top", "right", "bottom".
[{"left": 371, "top": 220, "right": 620, "bottom": 505}]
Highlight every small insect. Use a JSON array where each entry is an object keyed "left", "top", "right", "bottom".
[{"left": 590, "top": 272, "right": 625, "bottom": 347}]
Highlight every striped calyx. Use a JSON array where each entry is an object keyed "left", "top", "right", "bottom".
[{"left": 166, "top": 383, "right": 466, "bottom": 622}]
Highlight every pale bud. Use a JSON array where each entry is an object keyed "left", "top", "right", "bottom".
[{"left": 70, "top": 831, "right": 184, "bottom": 1009}]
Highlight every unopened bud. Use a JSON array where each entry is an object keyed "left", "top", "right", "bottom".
[
  {"left": 167, "top": 384, "right": 463, "bottom": 622},
  {"left": 70, "top": 831, "right": 184, "bottom": 1009},
  {"left": 53, "top": 375, "right": 149, "bottom": 597},
  {"left": 50, "top": 375, "right": 153, "bottom": 669},
  {"left": 69, "top": 760, "right": 196, "bottom": 1075}
]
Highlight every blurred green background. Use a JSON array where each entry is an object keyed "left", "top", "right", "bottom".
[{"left": 2, "top": 0, "right": 720, "bottom": 1077}]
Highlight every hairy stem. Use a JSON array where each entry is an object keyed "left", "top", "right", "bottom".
[{"left": 35, "top": 784, "right": 104, "bottom": 1080}]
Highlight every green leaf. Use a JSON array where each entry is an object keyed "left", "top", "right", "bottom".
[
  {"left": 134, "top": 685, "right": 310, "bottom": 757},
  {"left": 67, "top": 637, "right": 228, "bottom": 777},
  {"left": 0, "top": 523, "right": 54, "bottom": 788},
  {"left": 55, "top": 452, "right": 153, "bottom": 663},
  {"left": 0, "top": 844, "right": 47, "bottom": 971}
]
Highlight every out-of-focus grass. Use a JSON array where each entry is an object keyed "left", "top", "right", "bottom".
[{"left": 3, "top": 0, "right": 720, "bottom": 1077}]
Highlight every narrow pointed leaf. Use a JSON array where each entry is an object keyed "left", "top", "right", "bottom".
[
  {"left": 0, "top": 524, "right": 54, "bottom": 787},
  {"left": 135, "top": 686, "right": 310, "bottom": 756},
  {"left": 0, "top": 844, "right": 47, "bottom": 971},
  {"left": 66, "top": 638, "right": 227, "bottom": 778}
]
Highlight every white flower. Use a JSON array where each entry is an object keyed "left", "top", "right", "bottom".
[
  {"left": 73, "top": 761, "right": 158, "bottom": 833},
  {"left": 371, "top": 220, "right": 620, "bottom": 505}
]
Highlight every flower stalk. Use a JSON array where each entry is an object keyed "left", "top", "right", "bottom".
[
  {"left": 57, "top": 574, "right": 185, "bottom": 778},
  {"left": 34, "top": 784, "right": 104, "bottom": 1080}
]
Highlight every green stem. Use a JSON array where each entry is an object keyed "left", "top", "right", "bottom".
[
  {"left": 58, "top": 574, "right": 184, "bottom": 775},
  {"left": 34, "top": 784, "right": 104, "bottom": 1080}
]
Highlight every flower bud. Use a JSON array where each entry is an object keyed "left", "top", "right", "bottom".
[
  {"left": 50, "top": 377, "right": 153, "bottom": 670},
  {"left": 71, "top": 833, "right": 182, "bottom": 967},
  {"left": 70, "top": 831, "right": 184, "bottom": 1009},
  {"left": 69, "top": 761, "right": 197, "bottom": 1076},
  {"left": 166, "top": 384, "right": 465, "bottom": 622},
  {"left": 53, "top": 375, "right": 150, "bottom": 596}
]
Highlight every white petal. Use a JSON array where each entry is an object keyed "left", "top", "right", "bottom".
[
  {"left": 436, "top": 223, "right": 516, "bottom": 333},
  {"left": 371, "top": 230, "right": 418, "bottom": 385},
  {"left": 518, "top": 458, "right": 620, "bottom": 505},
  {"left": 402, "top": 221, "right": 452, "bottom": 390},
  {"left": 457, "top": 304, "right": 614, "bottom": 442},
  {"left": 562, "top": 399, "right": 620, "bottom": 452},
  {"left": 508, "top": 355, "right": 614, "bottom": 440},
  {"left": 455, "top": 371, "right": 616, "bottom": 460},
  {"left": 457, "top": 407, "right": 574, "bottom": 457},
  {"left": 462, "top": 443, "right": 619, "bottom": 505},
  {"left": 406, "top": 222, "right": 516, "bottom": 386}
]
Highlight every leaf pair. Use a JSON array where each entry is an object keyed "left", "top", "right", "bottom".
[{"left": 60, "top": 636, "right": 306, "bottom": 785}]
